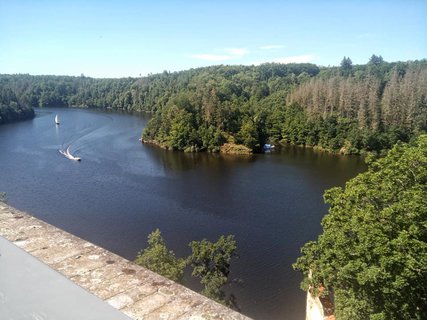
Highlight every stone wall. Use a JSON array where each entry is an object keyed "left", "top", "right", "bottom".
[{"left": 0, "top": 202, "right": 251, "bottom": 320}]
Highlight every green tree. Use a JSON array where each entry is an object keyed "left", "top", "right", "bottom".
[
  {"left": 340, "top": 56, "right": 353, "bottom": 76},
  {"left": 368, "top": 54, "right": 384, "bottom": 66},
  {"left": 167, "top": 107, "right": 195, "bottom": 150},
  {"left": 189, "top": 235, "right": 237, "bottom": 304},
  {"left": 135, "top": 229, "right": 187, "bottom": 282},
  {"left": 367, "top": 54, "right": 386, "bottom": 78},
  {"left": 237, "top": 118, "right": 259, "bottom": 149},
  {"left": 294, "top": 135, "right": 427, "bottom": 319},
  {"left": 135, "top": 230, "right": 239, "bottom": 307}
]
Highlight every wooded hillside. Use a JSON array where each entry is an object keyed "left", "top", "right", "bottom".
[
  {"left": 287, "top": 58, "right": 427, "bottom": 151},
  {"left": 1, "top": 57, "right": 425, "bottom": 154},
  {"left": 142, "top": 57, "right": 426, "bottom": 153},
  {"left": 0, "top": 78, "right": 34, "bottom": 124}
]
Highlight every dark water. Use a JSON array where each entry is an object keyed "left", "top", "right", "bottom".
[{"left": 0, "top": 108, "right": 366, "bottom": 319}]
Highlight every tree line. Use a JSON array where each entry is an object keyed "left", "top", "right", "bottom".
[
  {"left": 0, "top": 74, "right": 140, "bottom": 111},
  {"left": 1, "top": 57, "right": 426, "bottom": 154},
  {"left": 142, "top": 57, "right": 426, "bottom": 154}
]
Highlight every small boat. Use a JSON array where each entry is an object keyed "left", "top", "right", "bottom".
[
  {"left": 55, "top": 115, "right": 60, "bottom": 125},
  {"left": 263, "top": 143, "right": 275, "bottom": 151},
  {"left": 59, "top": 146, "right": 81, "bottom": 161}
]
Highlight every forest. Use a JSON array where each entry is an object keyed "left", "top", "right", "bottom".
[
  {"left": 0, "top": 80, "right": 34, "bottom": 124},
  {"left": 0, "top": 56, "right": 426, "bottom": 154}
]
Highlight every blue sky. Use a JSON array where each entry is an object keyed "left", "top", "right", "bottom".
[{"left": 1, "top": 0, "right": 426, "bottom": 78}]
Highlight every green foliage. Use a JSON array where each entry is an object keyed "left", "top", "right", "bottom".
[
  {"left": 2, "top": 58, "right": 425, "bottom": 153},
  {"left": 0, "top": 192, "right": 6, "bottom": 202},
  {"left": 340, "top": 56, "right": 353, "bottom": 76},
  {"left": 142, "top": 58, "right": 425, "bottom": 154},
  {"left": 368, "top": 54, "right": 384, "bottom": 66},
  {"left": 293, "top": 135, "right": 427, "bottom": 319},
  {"left": 0, "top": 85, "right": 34, "bottom": 124},
  {"left": 135, "top": 229, "right": 187, "bottom": 282},
  {"left": 141, "top": 63, "right": 319, "bottom": 152},
  {"left": 135, "top": 230, "right": 238, "bottom": 307},
  {"left": 288, "top": 60, "right": 427, "bottom": 153},
  {"left": 0, "top": 74, "right": 140, "bottom": 112},
  {"left": 237, "top": 118, "right": 259, "bottom": 149},
  {"left": 189, "top": 235, "right": 238, "bottom": 304}
]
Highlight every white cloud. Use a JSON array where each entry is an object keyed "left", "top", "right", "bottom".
[
  {"left": 191, "top": 54, "right": 232, "bottom": 61},
  {"left": 224, "top": 48, "right": 249, "bottom": 56},
  {"left": 191, "top": 48, "right": 249, "bottom": 62},
  {"left": 252, "top": 54, "right": 315, "bottom": 65},
  {"left": 259, "top": 45, "right": 285, "bottom": 50}
]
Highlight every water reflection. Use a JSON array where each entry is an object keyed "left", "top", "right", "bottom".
[
  {"left": 145, "top": 145, "right": 256, "bottom": 172},
  {"left": 269, "top": 144, "right": 366, "bottom": 188}
]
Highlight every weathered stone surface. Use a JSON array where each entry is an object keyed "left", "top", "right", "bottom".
[
  {"left": 122, "top": 292, "right": 173, "bottom": 318},
  {"left": 0, "top": 202, "right": 252, "bottom": 320}
]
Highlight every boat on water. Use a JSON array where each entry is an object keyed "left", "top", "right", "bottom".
[
  {"left": 263, "top": 143, "right": 275, "bottom": 151},
  {"left": 59, "top": 147, "right": 81, "bottom": 161},
  {"left": 55, "top": 115, "right": 60, "bottom": 125}
]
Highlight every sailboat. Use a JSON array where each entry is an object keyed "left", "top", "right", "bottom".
[{"left": 55, "top": 115, "right": 60, "bottom": 125}]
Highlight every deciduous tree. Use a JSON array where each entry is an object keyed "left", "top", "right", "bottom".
[
  {"left": 294, "top": 135, "right": 427, "bottom": 319},
  {"left": 189, "top": 235, "right": 238, "bottom": 304},
  {"left": 135, "top": 229, "right": 187, "bottom": 282}
]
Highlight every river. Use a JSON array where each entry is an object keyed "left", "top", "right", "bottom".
[{"left": 0, "top": 108, "right": 366, "bottom": 319}]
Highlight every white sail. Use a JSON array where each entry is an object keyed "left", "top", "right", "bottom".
[{"left": 55, "top": 115, "right": 60, "bottom": 125}]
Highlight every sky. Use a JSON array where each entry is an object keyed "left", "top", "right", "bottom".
[{"left": 1, "top": 0, "right": 426, "bottom": 78}]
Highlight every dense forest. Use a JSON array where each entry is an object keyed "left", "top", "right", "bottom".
[
  {"left": 0, "top": 79, "right": 34, "bottom": 124},
  {"left": 141, "top": 56, "right": 426, "bottom": 154},
  {"left": 286, "top": 57, "right": 427, "bottom": 153},
  {"left": 294, "top": 135, "right": 427, "bottom": 319},
  {"left": 0, "top": 74, "right": 139, "bottom": 111},
  {"left": 1, "top": 56, "right": 426, "bottom": 153}
]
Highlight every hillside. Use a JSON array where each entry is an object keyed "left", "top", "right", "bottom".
[{"left": 1, "top": 57, "right": 426, "bottom": 154}]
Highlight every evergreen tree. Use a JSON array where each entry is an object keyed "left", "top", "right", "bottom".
[{"left": 340, "top": 56, "right": 353, "bottom": 77}]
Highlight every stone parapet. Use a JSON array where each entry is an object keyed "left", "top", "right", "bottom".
[{"left": 0, "top": 202, "right": 251, "bottom": 320}]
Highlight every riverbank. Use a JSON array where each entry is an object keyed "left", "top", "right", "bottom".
[
  {"left": 0, "top": 105, "right": 35, "bottom": 125},
  {"left": 142, "top": 138, "right": 253, "bottom": 155}
]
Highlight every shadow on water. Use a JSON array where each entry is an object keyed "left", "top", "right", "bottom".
[{"left": 144, "top": 144, "right": 256, "bottom": 172}]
